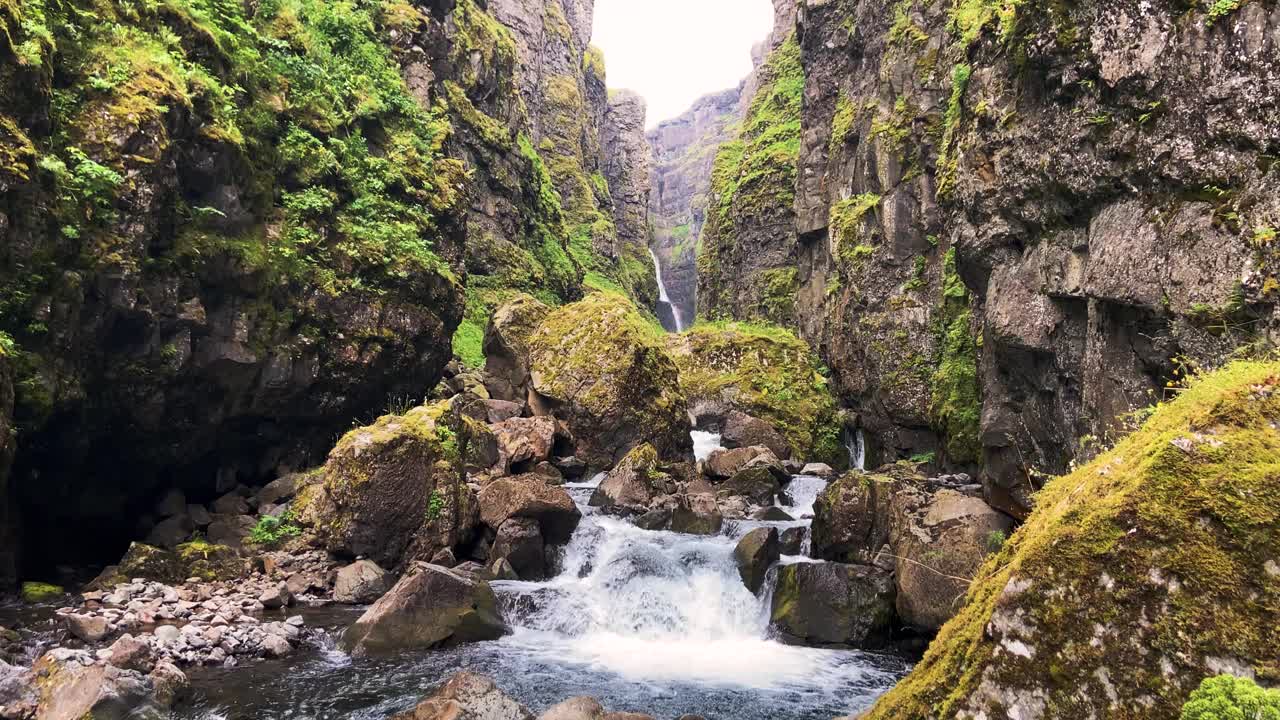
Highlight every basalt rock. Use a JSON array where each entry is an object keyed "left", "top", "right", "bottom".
[
  {"left": 484, "top": 295, "right": 553, "bottom": 404},
  {"left": 343, "top": 564, "right": 505, "bottom": 656},
  {"left": 334, "top": 560, "right": 391, "bottom": 605},
  {"left": 477, "top": 475, "right": 581, "bottom": 545},
  {"left": 589, "top": 444, "right": 675, "bottom": 514},
  {"left": 810, "top": 471, "right": 896, "bottom": 565},
  {"left": 734, "top": 527, "right": 780, "bottom": 594},
  {"left": 770, "top": 561, "right": 894, "bottom": 648}
]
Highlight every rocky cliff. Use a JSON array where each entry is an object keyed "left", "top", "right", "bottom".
[
  {"left": 0, "top": 0, "right": 653, "bottom": 583},
  {"left": 696, "top": 0, "right": 1280, "bottom": 518}
]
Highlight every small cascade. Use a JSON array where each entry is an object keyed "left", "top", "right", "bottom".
[
  {"left": 649, "top": 247, "right": 685, "bottom": 332},
  {"left": 845, "top": 427, "right": 867, "bottom": 471}
]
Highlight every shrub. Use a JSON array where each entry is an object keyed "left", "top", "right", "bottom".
[
  {"left": 1182, "top": 675, "right": 1280, "bottom": 720},
  {"left": 248, "top": 510, "right": 302, "bottom": 546}
]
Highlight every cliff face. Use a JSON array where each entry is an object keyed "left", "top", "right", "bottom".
[
  {"left": 701, "top": 0, "right": 1280, "bottom": 517},
  {"left": 0, "top": 0, "right": 652, "bottom": 579}
]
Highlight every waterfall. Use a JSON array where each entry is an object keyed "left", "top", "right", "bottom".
[
  {"left": 649, "top": 247, "right": 685, "bottom": 332},
  {"left": 845, "top": 428, "right": 867, "bottom": 471}
]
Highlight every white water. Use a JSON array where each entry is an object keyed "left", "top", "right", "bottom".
[
  {"left": 692, "top": 430, "right": 723, "bottom": 462},
  {"left": 847, "top": 428, "right": 867, "bottom": 471},
  {"left": 649, "top": 247, "right": 685, "bottom": 332}
]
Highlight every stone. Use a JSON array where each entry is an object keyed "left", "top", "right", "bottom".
[
  {"left": 30, "top": 650, "right": 185, "bottom": 719},
  {"left": 342, "top": 564, "right": 505, "bottom": 655},
  {"left": 552, "top": 456, "right": 588, "bottom": 480},
  {"left": 212, "top": 491, "right": 250, "bottom": 516},
  {"left": 484, "top": 295, "right": 553, "bottom": 404},
  {"left": 770, "top": 562, "right": 894, "bottom": 648},
  {"left": 256, "top": 474, "right": 304, "bottom": 506},
  {"left": 430, "top": 548, "right": 458, "bottom": 568},
  {"left": 477, "top": 475, "right": 581, "bottom": 544},
  {"left": 588, "top": 444, "right": 674, "bottom": 513},
  {"left": 715, "top": 467, "right": 781, "bottom": 506},
  {"left": 800, "top": 463, "right": 835, "bottom": 478},
  {"left": 66, "top": 614, "right": 110, "bottom": 643},
  {"left": 484, "top": 557, "right": 519, "bottom": 581},
  {"left": 175, "top": 540, "right": 244, "bottom": 582},
  {"left": 114, "top": 543, "right": 184, "bottom": 584},
  {"left": 493, "top": 416, "right": 558, "bottom": 474},
  {"left": 261, "top": 634, "right": 292, "bottom": 658},
  {"left": 485, "top": 400, "right": 524, "bottom": 424},
  {"left": 734, "top": 528, "right": 780, "bottom": 594},
  {"left": 752, "top": 506, "right": 794, "bottom": 521},
  {"left": 539, "top": 696, "right": 606, "bottom": 720},
  {"left": 779, "top": 527, "right": 805, "bottom": 556},
  {"left": 186, "top": 504, "right": 212, "bottom": 527},
  {"left": 811, "top": 471, "right": 895, "bottom": 564},
  {"left": 154, "top": 489, "right": 187, "bottom": 518},
  {"left": 491, "top": 518, "right": 545, "bottom": 581},
  {"left": 394, "top": 671, "right": 533, "bottom": 720},
  {"left": 722, "top": 411, "right": 790, "bottom": 459},
  {"left": 106, "top": 635, "right": 153, "bottom": 672},
  {"left": 205, "top": 514, "right": 256, "bottom": 549},
  {"left": 258, "top": 582, "right": 292, "bottom": 610},
  {"left": 334, "top": 560, "right": 391, "bottom": 604},
  {"left": 703, "top": 446, "right": 770, "bottom": 480},
  {"left": 531, "top": 461, "right": 564, "bottom": 484},
  {"left": 669, "top": 494, "right": 722, "bottom": 535}
]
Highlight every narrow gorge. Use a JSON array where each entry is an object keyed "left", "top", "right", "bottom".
[{"left": 0, "top": 0, "right": 1277, "bottom": 719}]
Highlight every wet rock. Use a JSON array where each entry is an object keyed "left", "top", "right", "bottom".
[
  {"left": 491, "top": 518, "right": 545, "bottom": 581},
  {"left": 333, "top": 560, "right": 391, "bottom": 605},
  {"left": 342, "top": 564, "right": 505, "bottom": 655},
  {"left": 770, "top": 562, "right": 894, "bottom": 648},
  {"left": 734, "top": 528, "right": 780, "bottom": 593},
  {"left": 67, "top": 613, "right": 111, "bottom": 643},
  {"left": 107, "top": 635, "right": 154, "bottom": 672},
  {"left": 703, "top": 446, "right": 770, "bottom": 480},
  {"left": 30, "top": 649, "right": 186, "bottom": 719},
  {"left": 540, "top": 696, "right": 605, "bottom": 720},
  {"left": 589, "top": 444, "right": 674, "bottom": 513},
  {"left": 494, "top": 416, "right": 558, "bottom": 474},
  {"left": 394, "top": 671, "right": 533, "bottom": 720},
  {"left": 722, "top": 411, "right": 790, "bottom": 459},
  {"left": 811, "top": 471, "right": 895, "bottom": 564},
  {"left": 669, "top": 494, "right": 722, "bottom": 535},
  {"left": 715, "top": 467, "right": 781, "bottom": 506},
  {"left": 552, "top": 456, "right": 587, "bottom": 480},
  {"left": 260, "top": 634, "right": 292, "bottom": 658},
  {"left": 483, "top": 557, "right": 519, "bottom": 581},
  {"left": 800, "top": 463, "right": 835, "bottom": 479},
  {"left": 779, "top": 527, "right": 805, "bottom": 556},
  {"left": 526, "top": 294, "right": 693, "bottom": 468},
  {"left": 257, "top": 582, "right": 292, "bottom": 610},
  {"left": 478, "top": 476, "right": 581, "bottom": 544},
  {"left": 633, "top": 508, "right": 672, "bottom": 531},
  {"left": 752, "top": 507, "right": 794, "bottom": 522}
]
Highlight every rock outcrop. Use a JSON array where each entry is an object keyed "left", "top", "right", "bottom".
[{"left": 866, "top": 362, "right": 1280, "bottom": 718}]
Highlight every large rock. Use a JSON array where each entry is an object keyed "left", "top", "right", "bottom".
[
  {"left": 334, "top": 560, "right": 391, "bottom": 605},
  {"left": 722, "top": 411, "right": 790, "bottom": 459},
  {"left": 526, "top": 294, "right": 692, "bottom": 468},
  {"left": 493, "top": 416, "right": 559, "bottom": 473},
  {"left": 393, "top": 671, "right": 533, "bottom": 720},
  {"left": 715, "top": 467, "right": 781, "bottom": 506},
  {"left": 484, "top": 295, "right": 553, "bottom": 404},
  {"left": 490, "top": 518, "right": 545, "bottom": 581},
  {"left": 734, "top": 527, "right": 780, "bottom": 593},
  {"left": 890, "top": 487, "right": 1014, "bottom": 630},
  {"left": 311, "top": 402, "right": 481, "bottom": 568},
  {"left": 539, "top": 697, "right": 605, "bottom": 720},
  {"left": 703, "top": 446, "right": 770, "bottom": 480},
  {"left": 589, "top": 444, "right": 675, "bottom": 513},
  {"left": 477, "top": 476, "right": 581, "bottom": 544},
  {"left": 770, "top": 562, "right": 895, "bottom": 648},
  {"left": 866, "top": 363, "right": 1280, "bottom": 718},
  {"left": 342, "top": 563, "right": 505, "bottom": 656},
  {"left": 669, "top": 493, "right": 723, "bottom": 535},
  {"left": 28, "top": 650, "right": 186, "bottom": 719},
  {"left": 810, "top": 471, "right": 896, "bottom": 564}
]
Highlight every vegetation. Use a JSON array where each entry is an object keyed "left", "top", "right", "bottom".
[
  {"left": 248, "top": 510, "right": 303, "bottom": 546},
  {"left": 930, "top": 248, "right": 981, "bottom": 464},
  {"left": 1182, "top": 675, "right": 1280, "bottom": 720}
]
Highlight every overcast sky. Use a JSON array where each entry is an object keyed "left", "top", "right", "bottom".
[{"left": 592, "top": 0, "right": 775, "bottom": 128}]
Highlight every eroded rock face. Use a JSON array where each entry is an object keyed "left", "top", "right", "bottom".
[
  {"left": 527, "top": 294, "right": 692, "bottom": 468},
  {"left": 770, "top": 561, "right": 894, "bottom": 648},
  {"left": 342, "top": 564, "right": 505, "bottom": 656},
  {"left": 484, "top": 295, "right": 553, "bottom": 404}
]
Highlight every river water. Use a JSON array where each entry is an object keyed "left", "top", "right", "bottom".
[{"left": 176, "top": 442, "right": 909, "bottom": 719}]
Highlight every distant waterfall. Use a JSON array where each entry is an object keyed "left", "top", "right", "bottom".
[
  {"left": 845, "top": 428, "right": 867, "bottom": 471},
  {"left": 649, "top": 248, "right": 684, "bottom": 332}
]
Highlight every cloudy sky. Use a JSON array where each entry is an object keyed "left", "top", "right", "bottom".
[{"left": 592, "top": 0, "right": 775, "bottom": 127}]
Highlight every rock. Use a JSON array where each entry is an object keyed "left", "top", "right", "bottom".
[
  {"left": 175, "top": 540, "right": 244, "bottom": 581},
  {"left": 394, "top": 671, "right": 533, "bottom": 720},
  {"left": 212, "top": 491, "right": 250, "bottom": 516},
  {"left": 770, "top": 562, "right": 894, "bottom": 647},
  {"left": 107, "top": 635, "right": 153, "bottom": 672},
  {"left": 633, "top": 508, "right": 671, "bottom": 531},
  {"left": 153, "top": 625, "right": 181, "bottom": 645},
  {"left": 258, "top": 582, "right": 292, "bottom": 610},
  {"left": 810, "top": 471, "right": 895, "bottom": 564},
  {"left": 66, "top": 614, "right": 110, "bottom": 643},
  {"left": 588, "top": 444, "right": 674, "bottom": 513},
  {"left": 477, "top": 476, "right": 581, "bottom": 544},
  {"left": 553, "top": 456, "right": 588, "bottom": 480},
  {"left": 779, "top": 527, "right": 805, "bottom": 556},
  {"left": 485, "top": 399, "right": 525, "bottom": 424},
  {"left": 800, "top": 463, "right": 835, "bottom": 478},
  {"left": 491, "top": 518, "right": 545, "bottom": 581},
  {"left": 113, "top": 543, "right": 184, "bottom": 584},
  {"left": 734, "top": 528, "right": 780, "bottom": 593},
  {"left": 20, "top": 581, "right": 64, "bottom": 603},
  {"left": 715, "top": 467, "right": 781, "bottom": 506},
  {"left": 342, "top": 564, "right": 505, "bottom": 655},
  {"left": 484, "top": 294, "right": 553, "bottom": 404},
  {"left": 526, "top": 294, "right": 693, "bottom": 468},
  {"left": 312, "top": 401, "right": 481, "bottom": 568},
  {"left": 531, "top": 461, "right": 564, "bottom": 484},
  {"left": 205, "top": 514, "right": 256, "bottom": 549},
  {"left": 493, "top": 416, "right": 558, "bottom": 474},
  {"left": 30, "top": 650, "right": 185, "bottom": 719},
  {"left": 261, "top": 634, "right": 292, "bottom": 658},
  {"left": 722, "top": 411, "right": 790, "bottom": 459},
  {"left": 256, "top": 473, "right": 304, "bottom": 506},
  {"left": 483, "top": 557, "right": 519, "bottom": 581},
  {"left": 186, "top": 504, "right": 212, "bottom": 527},
  {"left": 430, "top": 548, "right": 458, "bottom": 568},
  {"left": 154, "top": 489, "right": 187, "bottom": 518},
  {"left": 752, "top": 506, "right": 794, "bottom": 521},
  {"left": 704, "top": 446, "right": 769, "bottom": 480},
  {"left": 669, "top": 494, "right": 722, "bottom": 535},
  {"left": 889, "top": 488, "right": 1014, "bottom": 630},
  {"left": 540, "top": 696, "right": 605, "bottom": 720}
]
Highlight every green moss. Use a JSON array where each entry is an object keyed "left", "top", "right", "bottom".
[
  {"left": 829, "top": 91, "right": 859, "bottom": 154},
  {"left": 1205, "top": 0, "right": 1248, "bottom": 26},
  {"left": 930, "top": 248, "right": 981, "bottom": 464},
  {"left": 444, "top": 81, "right": 513, "bottom": 151},
  {"left": 831, "top": 193, "right": 883, "bottom": 275},
  {"left": 583, "top": 44, "right": 607, "bottom": 81},
  {"left": 868, "top": 361, "right": 1280, "bottom": 719},
  {"left": 949, "top": 0, "right": 1024, "bottom": 47},
  {"left": 760, "top": 267, "right": 799, "bottom": 322},
  {"left": 937, "top": 63, "right": 972, "bottom": 198},
  {"left": 1182, "top": 675, "right": 1280, "bottom": 718},
  {"left": 668, "top": 321, "right": 847, "bottom": 468},
  {"left": 20, "top": 581, "right": 64, "bottom": 603}
]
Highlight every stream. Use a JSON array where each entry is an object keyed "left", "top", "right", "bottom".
[{"left": 174, "top": 436, "right": 910, "bottom": 719}]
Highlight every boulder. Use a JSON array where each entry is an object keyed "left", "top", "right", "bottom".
[
  {"left": 153, "top": 490, "right": 187, "bottom": 519},
  {"left": 258, "top": 582, "right": 292, "bottom": 609},
  {"left": 212, "top": 491, "right": 250, "bottom": 516},
  {"left": 29, "top": 649, "right": 186, "bottom": 719},
  {"left": 477, "top": 476, "right": 581, "bottom": 544},
  {"left": 526, "top": 294, "right": 692, "bottom": 468},
  {"left": 540, "top": 696, "right": 605, "bottom": 720},
  {"left": 800, "top": 463, "right": 835, "bottom": 478},
  {"left": 256, "top": 473, "right": 306, "bottom": 506},
  {"left": 311, "top": 402, "right": 481, "bottom": 568},
  {"left": 393, "top": 671, "right": 533, "bottom": 720},
  {"left": 491, "top": 518, "right": 545, "bottom": 580},
  {"left": 175, "top": 540, "right": 244, "bottom": 581},
  {"left": 752, "top": 506, "right": 794, "bottom": 521},
  {"left": 145, "top": 514, "right": 193, "bottom": 550},
  {"left": 703, "top": 446, "right": 769, "bottom": 480},
  {"left": 734, "top": 528, "right": 780, "bottom": 593},
  {"left": 779, "top": 527, "right": 805, "bottom": 556},
  {"left": 494, "top": 416, "right": 558, "bottom": 473},
  {"left": 342, "top": 563, "right": 505, "bottom": 655},
  {"left": 66, "top": 614, "right": 110, "bottom": 642},
  {"left": 669, "top": 494, "right": 722, "bottom": 535},
  {"left": 810, "top": 471, "right": 895, "bottom": 564},
  {"left": 715, "top": 467, "right": 780, "bottom": 506},
  {"left": 484, "top": 294, "right": 552, "bottom": 404},
  {"left": 770, "top": 562, "right": 894, "bottom": 647},
  {"left": 485, "top": 399, "right": 525, "bottom": 424},
  {"left": 114, "top": 543, "right": 184, "bottom": 584},
  {"left": 552, "top": 456, "right": 587, "bottom": 480},
  {"left": 205, "top": 514, "right": 256, "bottom": 548},
  {"left": 588, "top": 444, "right": 674, "bottom": 513},
  {"left": 890, "top": 488, "right": 1014, "bottom": 630},
  {"left": 186, "top": 504, "right": 212, "bottom": 527},
  {"left": 722, "top": 411, "right": 790, "bottom": 459},
  {"left": 106, "top": 635, "right": 153, "bottom": 672}
]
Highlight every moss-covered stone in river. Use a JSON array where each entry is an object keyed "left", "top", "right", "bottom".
[
  {"left": 866, "top": 361, "right": 1280, "bottom": 719},
  {"left": 20, "top": 581, "right": 63, "bottom": 603}
]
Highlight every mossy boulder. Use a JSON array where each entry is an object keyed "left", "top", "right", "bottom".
[
  {"left": 176, "top": 540, "right": 245, "bottom": 582},
  {"left": 484, "top": 294, "right": 553, "bottom": 402},
  {"left": 527, "top": 293, "right": 692, "bottom": 468},
  {"left": 114, "top": 542, "right": 186, "bottom": 584},
  {"left": 770, "top": 561, "right": 895, "bottom": 648},
  {"left": 866, "top": 362, "right": 1280, "bottom": 719},
  {"left": 588, "top": 443, "right": 675, "bottom": 513},
  {"left": 665, "top": 322, "right": 846, "bottom": 468},
  {"left": 20, "top": 581, "right": 64, "bottom": 603},
  {"left": 811, "top": 471, "right": 898, "bottom": 564},
  {"left": 311, "top": 401, "right": 481, "bottom": 569}
]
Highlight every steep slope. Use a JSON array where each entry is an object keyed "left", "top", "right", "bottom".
[{"left": 865, "top": 361, "right": 1280, "bottom": 719}]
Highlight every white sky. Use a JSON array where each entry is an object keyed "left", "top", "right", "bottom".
[{"left": 592, "top": 0, "right": 775, "bottom": 128}]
